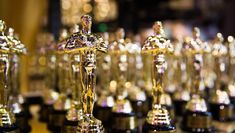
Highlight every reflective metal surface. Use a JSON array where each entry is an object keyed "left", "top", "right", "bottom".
[
  {"left": 62, "top": 15, "right": 107, "bottom": 133},
  {"left": 142, "top": 21, "right": 175, "bottom": 130}
]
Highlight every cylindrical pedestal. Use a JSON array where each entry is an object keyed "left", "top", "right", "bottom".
[
  {"left": 39, "top": 103, "right": 53, "bottom": 122},
  {"left": 47, "top": 109, "right": 66, "bottom": 133},
  {"left": 131, "top": 100, "right": 149, "bottom": 118},
  {"left": 94, "top": 105, "right": 112, "bottom": 130},
  {"left": 62, "top": 119, "right": 78, "bottom": 133},
  {"left": 0, "top": 124, "right": 20, "bottom": 133},
  {"left": 173, "top": 100, "right": 187, "bottom": 116},
  {"left": 181, "top": 110, "right": 214, "bottom": 133},
  {"left": 110, "top": 112, "right": 138, "bottom": 133},
  {"left": 230, "top": 97, "right": 235, "bottom": 117},
  {"left": 209, "top": 103, "right": 234, "bottom": 121},
  {"left": 15, "top": 112, "right": 31, "bottom": 133},
  {"left": 24, "top": 96, "right": 43, "bottom": 119},
  {"left": 147, "top": 96, "right": 153, "bottom": 109},
  {"left": 142, "top": 122, "right": 176, "bottom": 133},
  {"left": 22, "top": 102, "right": 32, "bottom": 120},
  {"left": 131, "top": 100, "right": 149, "bottom": 132}
]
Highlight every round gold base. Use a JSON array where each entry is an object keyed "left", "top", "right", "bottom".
[
  {"left": 77, "top": 116, "right": 104, "bottom": 133},
  {"left": 47, "top": 109, "right": 67, "bottom": 132}
]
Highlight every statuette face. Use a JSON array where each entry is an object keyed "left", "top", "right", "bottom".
[
  {"left": 6, "top": 27, "right": 27, "bottom": 54},
  {"left": 64, "top": 17, "right": 107, "bottom": 53},
  {"left": 116, "top": 28, "right": 125, "bottom": 40},
  {"left": 142, "top": 22, "right": 173, "bottom": 54},
  {"left": 192, "top": 27, "right": 200, "bottom": 39}
]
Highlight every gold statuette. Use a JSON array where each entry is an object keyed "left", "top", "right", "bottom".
[
  {"left": 227, "top": 36, "right": 235, "bottom": 120},
  {"left": 209, "top": 33, "right": 234, "bottom": 121},
  {"left": 39, "top": 33, "right": 59, "bottom": 122},
  {"left": 0, "top": 20, "right": 18, "bottom": 132},
  {"left": 64, "top": 15, "right": 107, "bottom": 133},
  {"left": 6, "top": 27, "right": 31, "bottom": 132},
  {"left": 63, "top": 25, "right": 83, "bottom": 133},
  {"left": 227, "top": 36, "right": 235, "bottom": 99},
  {"left": 172, "top": 38, "right": 190, "bottom": 117},
  {"left": 48, "top": 29, "right": 71, "bottom": 132},
  {"left": 142, "top": 21, "right": 175, "bottom": 132},
  {"left": 109, "top": 28, "right": 138, "bottom": 132},
  {"left": 6, "top": 27, "right": 26, "bottom": 114},
  {"left": 125, "top": 38, "right": 148, "bottom": 118},
  {"left": 181, "top": 27, "right": 213, "bottom": 132},
  {"left": 94, "top": 32, "right": 114, "bottom": 129}
]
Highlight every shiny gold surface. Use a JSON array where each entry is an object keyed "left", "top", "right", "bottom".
[
  {"left": 27, "top": 104, "right": 235, "bottom": 133},
  {"left": 210, "top": 90, "right": 230, "bottom": 104},
  {"left": 6, "top": 27, "right": 27, "bottom": 116},
  {"left": 42, "top": 33, "right": 58, "bottom": 105},
  {"left": 146, "top": 105, "right": 172, "bottom": 126},
  {"left": 142, "top": 21, "right": 174, "bottom": 129},
  {"left": 0, "top": 20, "right": 10, "bottom": 54},
  {"left": 185, "top": 94, "right": 207, "bottom": 112},
  {"left": 173, "top": 89, "right": 190, "bottom": 102},
  {"left": 110, "top": 28, "right": 134, "bottom": 114},
  {"left": 210, "top": 33, "right": 231, "bottom": 105},
  {"left": 64, "top": 25, "right": 83, "bottom": 122},
  {"left": 0, "top": 107, "right": 15, "bottom": 127},
  {"left": 6, "top": 28, "right": 27, "bottom": 54},
  {"left": 97, "top": 95, "right": 114, "bottom": 108},
  {"left": 172, "top": 38, "right": 190, "bottom": 102},
  {"left": 0, "top": 20, "right": 16, "bottom": 127},
  {"left": 52, "top": 29, "right": 71, "bottom": 111},
  {"left": 1, "top": 2, "right": 235, "bottom": 132},
  {"left": 96, "top": 32, "right": 114, "bottom": 108},
  {"left": 0, "top": 0, "right": 47, "bottom": 94},
  {"left": 66, "top": 100, "right": 82, "bottom": 121},
  {"left": 125, "top": 38, "right": 146, "bottom": 102},
  {"left": 183, "top": 27, "right": 209, "bottom": 113},
  {"left": 66, "top": 54, "right": 83, "bottom": 121},
  {"left": 61, "top": 15, "right": 107, "bottom": 133},
  {"left": 227, "top": 35, "right": 235, "bottom": 97},
  {"left": 0, "top": 24, "right": 10, "bottom": 106},
  {"left": 112, "top": 99, "right": 133, "bottom": 113}
]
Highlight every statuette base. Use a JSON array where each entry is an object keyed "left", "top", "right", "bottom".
[
  {"left": 111, "top": 112, "right": 138, "bottom": 132},
  {"left": 209, "top": 103, "right": 234, "bottom": 121},
  {"left": 181, "top": 110, "right": 214, "bottom": 133},
  {"left": 94, "top": 105, "right": 112, "bottom": 129},
  {"left": 77, "top": 116, "right": 104, "bottom": 133}
]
